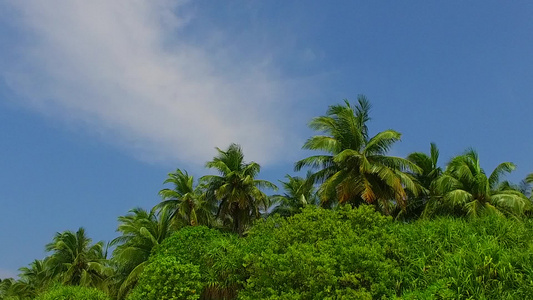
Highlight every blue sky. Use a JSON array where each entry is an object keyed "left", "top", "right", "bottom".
[{"left": 1, "top": 1, "right": 533, "bottom": 278}]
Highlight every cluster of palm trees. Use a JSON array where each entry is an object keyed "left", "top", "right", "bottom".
[
  {"left": 298, "top": 96, "right": 532, "bottom": 219},
  {"left": 1, "top": 143, "right": 279, "bottom": 299},
  {"left": 0, "top": 228, "right": 110, "bottom": 299},
  {"left": 2, "top": 96, "right": 533, "bottom": 300}
]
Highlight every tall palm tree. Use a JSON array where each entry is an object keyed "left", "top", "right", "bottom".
[
  {"left": 202, "top": 143, "right": 277, "bottom": 236},
  {"left": 111, "top": 207, "right": 174, "bottom": 299},
  {"left": 431, "top": 149, "right": 530, "bottom": 217},
  {"left": 155, "top": 169, "right": 215, "bottom": 228},
  {"left": 295, "top": 96, "right": 421, "bottom": 214},
  {"left": 45, "top": 227, "right": 110, "bottom": 289},
  {"left": 270, "top": 172, "right": 318, "bottom": 217}
]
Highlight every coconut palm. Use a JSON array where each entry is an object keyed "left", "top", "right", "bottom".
[
  {"left": 295, "top": 96, "right": 421, "bottom": 214},
  {"left": 202, "top": 143, "right": 277, "bottom": 236},
  {"left": 0, "top": 278, "right": 17, "bottom": 299},
  {"left": 111, "top": 206, "right": 174, "bottom": 299},
  {"left": 402, "top": 143, "right": 443, "bottom": 218},
  {"left": 10, "top": 259, "right": 52, "bottom": 298},
  {"left": 407, "top": 143, "right": 442, "bottom": 193},
  {"left": 270, "top": 172, "right": 318, "bottom": 217},
  {"left": 45, "top": 227, "right": 110, "bottom": 289},
  {"left": 155, "top": 169, "right": 215, "bottom": 228},
  {"left": 431, "top": 149, "right": 530, "bottom": 217},
  {"left": 0, "top": 277, "right": 33, "bottom": 300}
]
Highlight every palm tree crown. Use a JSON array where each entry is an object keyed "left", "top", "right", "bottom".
[
  {"left": 400, "top": 143, "right": 443, "bottom": 219},
  {"left": 295, "top": 96, "right": 421, "bottom": 213},
  {"left": 45, "top": 227, "right": 110, "bottom": 288},
  {"left": 433, "top": 149, "right": 530, "bottom": 217},
  {"left": 407, "top": 142, "right": 442, "bottom": 193},
  {"left": 156, "top": 169, "right": 215, "bottom": 228},
  {"left": 202, "top": 143, "right": 277, "bottom": 236},
  {"left": 111, "top": 207, "right": 174, "bottom": 299},
  {"left": 13, "top": 259, "right": 51, "bottom": 298},
  {"left": 270, "top": 172, "right": 318, "bottom": 217}
]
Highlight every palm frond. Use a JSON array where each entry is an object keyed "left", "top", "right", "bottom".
[
  {"left": 364, "top": 130, "right": 402, "bottom": 155},
  {"left": 488, "top": 162, "right": 516, "bottom": 190}
]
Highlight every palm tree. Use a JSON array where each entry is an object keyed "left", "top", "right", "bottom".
[
  {"left": 111, "top": 207, "right": 174, "bottom": 299},
  {"left": 403, "top": 143, "right": 443, "bottom": 218},
  {"left": 0, "top": 278, "right": 16, "bottom": 299},
  {"left": 202, "top": 143, "right": 277, "bottom": 236},
  {"left": 431, "top": 149, "right": 530, "bottom": 217},
  {"left": 11, "top": 259, "right": 52, "bottom": 298},
  {"left": 45, "top": 227, "right": 110, "bottom": 289},
  {"left": 155, "top": 169, "right": 215, "bottom": 228},
  {"left": 295, "top": 96, "right": 421, "bottom": 214},
  {"left": 270, "top": 172, "right": 318, "bottom": 217},
  {"left": 407, "top": 143, "right": 442, "bottom": 193}
]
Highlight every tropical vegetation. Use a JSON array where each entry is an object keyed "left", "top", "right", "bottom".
[
  {"left": 3, "top": 96, "right": 533, "bottom": 300},
  {"left": 202, "top": 143, "right": 277, "bottom": 236},
  {"left": 109, "top": 207, "right": 174, "bottom": 299},
  {"left": 426, "top": 149, "right": 530, "bottom": 217},
  {"left": 295, "top": 96, "right": 422, "bottom": 214}
]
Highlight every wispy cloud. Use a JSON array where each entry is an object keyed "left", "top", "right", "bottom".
[{"left": 1, "top": 0, "right": 301, "bottom": 166}]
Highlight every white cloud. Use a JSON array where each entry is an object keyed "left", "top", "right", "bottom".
[{"left": 1, "top": 0, "right": 300, "bottom": 166}]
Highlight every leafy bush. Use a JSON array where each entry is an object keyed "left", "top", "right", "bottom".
[
  {"left": 130, "top": 207, "right": 533, "bottom": 299},
  {"left": 238, "top": 205, "right": 400, "bottom": 299},
  {"left": 128, "top": 226, "right": 244, "bottom": 300},
  {"left": 240, "top": 206, "right": 533, "bottom": 299},
  {"left": 127, "top": 256, "right": 202, "bottom": 300},
  {"left": 35, "top": 285, "right": 110, "bottom": 300}
]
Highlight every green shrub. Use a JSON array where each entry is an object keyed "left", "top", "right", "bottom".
[
  {"left": 127, "top": 256, "right": 202, "bottom": 300},
  {"left": 129, "top": 207, "right": 533, "bottom": 299},
  {"left": 238, "top": 205, "right": 400, "bottom": 299},
  {"left": 128, "top": 226, "right": 244, "bottom": 300},
  {"left": 35, "top": 285, "right": 110, "bottom": 300}
]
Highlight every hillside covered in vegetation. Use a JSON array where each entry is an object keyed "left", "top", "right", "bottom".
[{"left": 2, "top": 97, "right": 533, "bottom": 299}]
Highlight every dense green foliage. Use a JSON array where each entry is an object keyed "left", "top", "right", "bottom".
[
  {"left": 129, "top": 226, "right": 244, "bottom": 300},
  {"left": 126, "top": 206, "right": 533, "bottom": 299},
  {"left": 240, "top": 205, "right": 400, "bottom": 299},
  {"left": 243, "top": 207, "right": 533, "bottom": 299},
  {"left": 396, "top": 216, "right": 533, "bottom": 299},
  {"left": 5, "top": 97, "right": 533, "bottom": 300},
  {"left": 126, "top": 257, "right": 202, "bottom": 300},
  {"left": 110, "top": 207, "right": 175, "bottom": 299},
  {"left": 34, "top": 285, "right": 110, "bottom": 300}
]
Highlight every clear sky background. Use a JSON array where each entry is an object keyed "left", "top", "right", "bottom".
[{"left": 1, "top": 1, "right": 532, "bottom": 278}]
